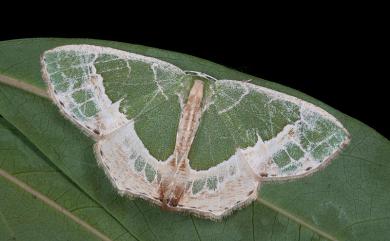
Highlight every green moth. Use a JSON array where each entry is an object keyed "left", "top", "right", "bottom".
[{"left": 41, "top": 45, "right": 350, "bottom": 220}]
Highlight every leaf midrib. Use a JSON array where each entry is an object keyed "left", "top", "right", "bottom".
[
  {"left": 0, "top": 74, "right": 48, "bottom": 98},
  {"left": 0, "top": 74, "right": 337, "bottom": 241}
]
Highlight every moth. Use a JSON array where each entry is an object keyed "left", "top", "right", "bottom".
[{"left": 41, "top": 45, "right": 350, "bottom": 220}]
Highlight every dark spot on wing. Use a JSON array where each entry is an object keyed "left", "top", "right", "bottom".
[
  {"left": 93, "top": 129, "right": 100, "bottom": 135},
  {"left": 305, "top": 167, "right": 312, "bottom": 171},
  {"left": 100, "top": 150, "right": 104, "bottom": 156},
  {"left": 260, "top": 172, "right": 268, "bottom": 177},
  {"left": 248, "top": 190, "right": 254, "bottom": 196},
  {"left": 59, "top": 101, "right": 64, "bottom": 107},
  {"left": 288, "top": 129, "right": 295, "bottom": 136}
]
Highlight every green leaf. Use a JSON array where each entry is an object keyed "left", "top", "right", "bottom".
[
  {"left": 0, "top": 117, "right": 134, "bottom": 241},
  {"left": 0, "top": 38, "right": 389, "bottom": 241}
]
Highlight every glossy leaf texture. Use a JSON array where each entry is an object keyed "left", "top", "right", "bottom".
[{"left": 0, "top": 38, "right": 389, "bottom": 241}]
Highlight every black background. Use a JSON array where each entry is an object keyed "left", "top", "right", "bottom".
[{"left": 1, "top": 8, "right": 387, "bottom": 139}]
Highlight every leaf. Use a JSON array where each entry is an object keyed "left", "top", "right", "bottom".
[
  {"left": 0, "top": 38, "right": 389, "bottom": 241},
  {"left": 0, "top": 117, "right": 134, "bottom": 241}
]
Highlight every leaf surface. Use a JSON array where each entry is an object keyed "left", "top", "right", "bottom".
[{"left": 0, "top": 38, "right": 389, "bottom": 241}]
